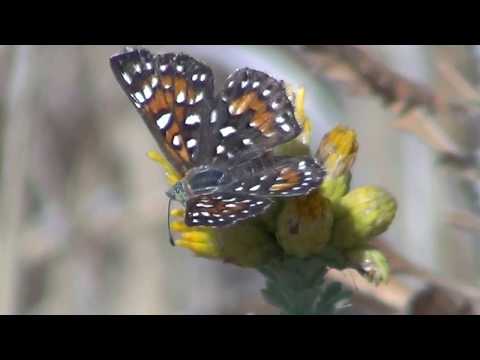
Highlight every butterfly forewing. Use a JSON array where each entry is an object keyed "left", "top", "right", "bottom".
[
  {"left": 209, "top": 68, "right": 301, "bottom": 165},
  {"left": 225, "top": 155, "right": 325, "bottom": 197},
  {"left": 111, "top": 49, "right": 327, "bottom": 230},
  {"left": 110, "top": 48, "right": 215, "bottom": 176},
  {"left": 185, "top": 193, "right": 272, "bottom": 227}
]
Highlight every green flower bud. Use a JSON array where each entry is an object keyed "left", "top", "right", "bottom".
[
  {"left": 175, "top": 216, "right": 281, "bottom": 268},
  {"left": 332, "top": 186, "right": 397, "bottom": 249},
  {"left": 274, "top": 139, "right": 312, "bottom": 158},
  {"left": 346, "top": 247, "right": 390, "bottom": 285},
  {"left": 276, "top": 190, "right": 334, "bottom": 258},
  {"left": 217, "top": 222, "right": 282, "bottom": 268},
  {"left": 252, "top": 199, "right": 286, "bottom": 235},
  {"left": 320, "top": 174, "right": 352, "bottom": 205}
]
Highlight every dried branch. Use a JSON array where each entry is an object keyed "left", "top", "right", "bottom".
[
  {"left": 326, "top": 239, "right": 480, "bottom": 314},
  {"left": 448, "top": 210, "right": 480, "bottom": 234}
]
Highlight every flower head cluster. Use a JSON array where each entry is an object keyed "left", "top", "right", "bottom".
[{"left": 149, "top": 88, "right": 397, "bottom": 285}]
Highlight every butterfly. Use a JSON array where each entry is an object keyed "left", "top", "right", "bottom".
[{"left": 110, "top": 47, "right": 325, "bottom": 237}]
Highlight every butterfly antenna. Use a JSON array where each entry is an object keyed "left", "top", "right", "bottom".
[{"left": 167, "top": 198, "right": 175, "bottom": 247}]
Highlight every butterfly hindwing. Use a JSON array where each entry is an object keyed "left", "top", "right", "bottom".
[
  {"left": 225, "top": 154, "right": 325, "bottom": 197},
  {"left": 110, "top": 48, "right": 215, "bottom": 176},
  {"left": 185, "top": 193, "right": 272, "bottom": 227},
  {"left": 209, "top": 68, "right": 301, "bottom": 165}
]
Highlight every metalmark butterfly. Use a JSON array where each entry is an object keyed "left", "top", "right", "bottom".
[{"left": 110, "top": 47, "right": 325, "bottom": 234}]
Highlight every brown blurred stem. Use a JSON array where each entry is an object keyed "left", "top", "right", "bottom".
[{"left": 0, "top": 46, "right": 35, "bottom": 314}]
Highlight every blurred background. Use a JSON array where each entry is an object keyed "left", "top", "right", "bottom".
[{"left": 1, "top": 45, "right": 480, "bottom": 314}]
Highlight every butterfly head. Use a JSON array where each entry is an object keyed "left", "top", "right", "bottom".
[{"left": 166, "top": 181, "right": 188, "bottom": 206}]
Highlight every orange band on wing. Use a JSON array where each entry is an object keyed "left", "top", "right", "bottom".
[{"left": 270, "top": 168, "right": 301, "bottom": 192}]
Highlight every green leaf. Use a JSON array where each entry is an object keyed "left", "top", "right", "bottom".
[{"left": 258, "top": 256, "right": 351, "bottom": 315}]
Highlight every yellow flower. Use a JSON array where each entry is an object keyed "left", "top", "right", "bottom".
[
  {"left": 274, "top": 87, "right": 313, "bottom": 157},
  {"left": 331, "top": 186, "right": 397, "bottom": 250},
  {"left": 147, "top": 150, "right": 181, "bottom": 185},
  {"left": 316, "top": 125, "right": 358, "bottom": 178},
  {"left": 171, "top": 209, "right": 281, "bottom": 268},
  {"left": 276, "top": 190, "right": 334, "bottom": 258}
]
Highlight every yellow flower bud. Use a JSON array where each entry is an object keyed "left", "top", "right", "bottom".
[
  {"left": 346, "top": 247, "right": 391, "bottom": 285},
  {"left": 331, "top": 186, "right": 397, "bottom": 249},
  {"left": 316, "top": 125, "right": 358, "bottom": 178},
  {"left": 276, "top": 190, "right": 334, "bottom": 258}
]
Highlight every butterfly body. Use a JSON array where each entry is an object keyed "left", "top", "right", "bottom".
[
  {"left": 167, "top": 166, "right": 231, "bottom": 206},
  {"left": 110, "top": 47, "right": 326, "bottom": 228}
]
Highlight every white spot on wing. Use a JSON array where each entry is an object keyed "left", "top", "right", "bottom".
[
  {"left": 186, "top": 139, "right": 197, "bottom": 149},
  {"left": 172, "top": 135, "right": 182, "bottom": 147},
  {"left": 216, "top": 145, "right": 225, "bottom": 154},
  {"left": 185, "top": 114, "right": 201, "bottom": 126},
  {"left": 151, "top": 77, "right": 158, "bottom": 88},
  {"left": 176, "top": 91, "right": 186, "bottom": 103},
  {"left": 263, "top": 89, "right": 271, "bottom": 97},
  {"left": 156, "top": 113, "right": 171, "bottom": 130},
  {"left": 134, "top": 64, "right": 141, "bottom": 73},
  {"left": 176, "top": 65, "right": 184, "bottom": 72},
  {"left": 200, "top": 74, "right": 207, "bottom": 81},
  {"left": 220, "top": 126, "right": 236, "bottom": 137},
  {"left": 210, "top": 110, "right": 217, "bottom": 123},
  {"left": 242, "top": 138, "right": 253, "bottom": 146},
  {"left": 143, "top": 85, "right": 152, "bottom": 100},
  {"left": 160, "top": 64, "right": 167, "bottom": 72},
  {"left": 281, "top": 124, "right": 291, "bottom": 132},
  {"left": 249, "top": 185, "right": 261, "bottom": 192},
  {"left": 122, "top": 72, "right": 132, "bottom": 84},
  {"left": 192, "top": 74, "right": 199, "bottom": 81},
  {"left": 134, "top": 91, "right": 145, "bottom": 103},
  {"left": 194, "top": 92, "right": 204, "bottom": 103},
  {"left": 197, "top": 203, "right": 213, "bottom": 208}
]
